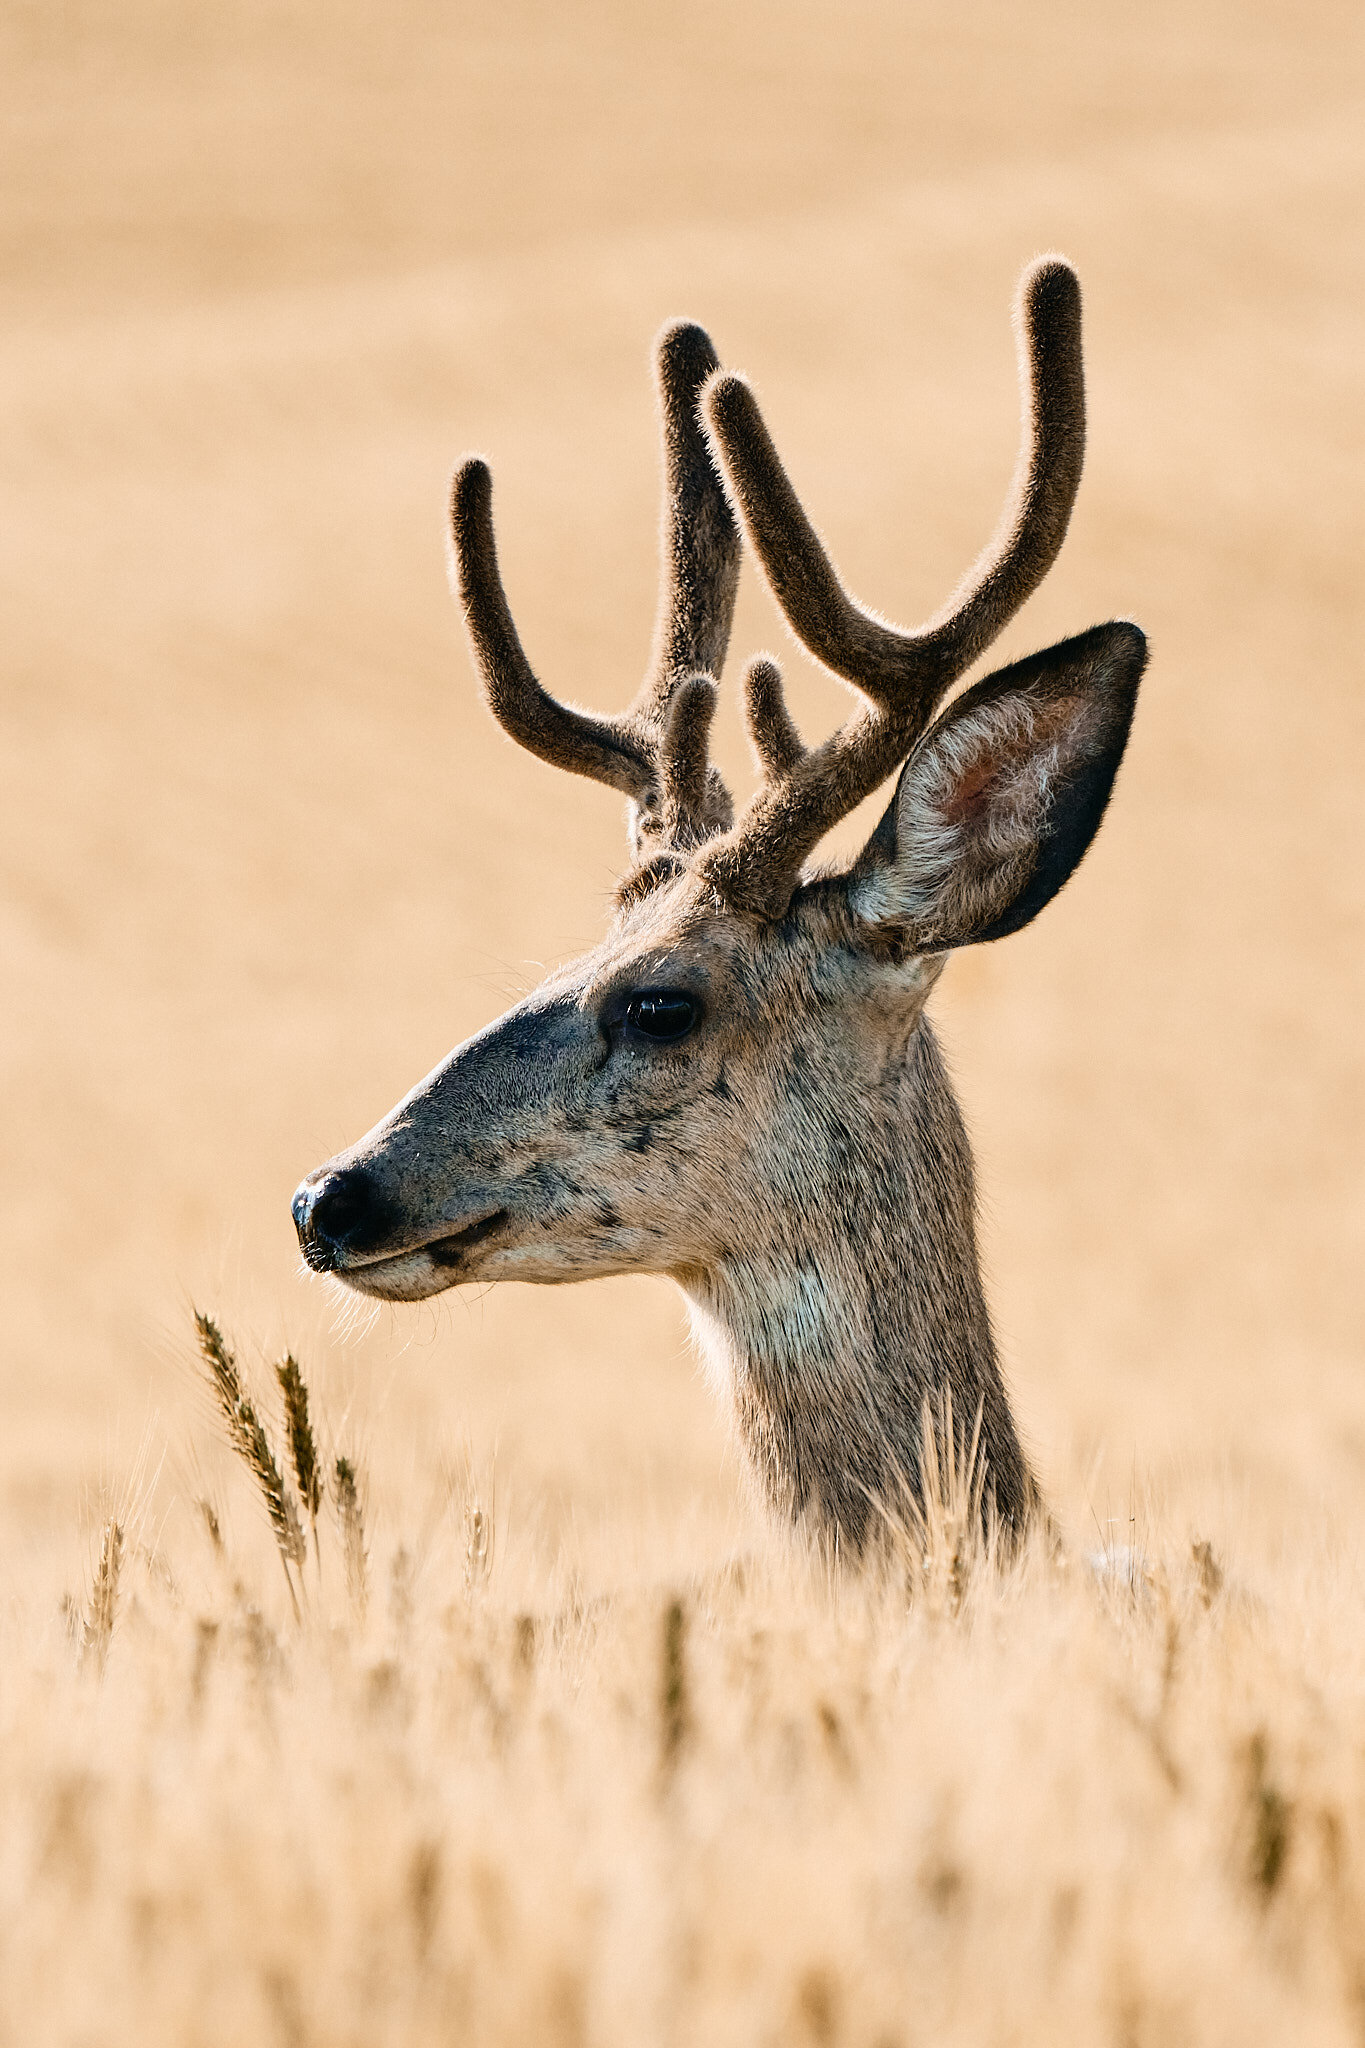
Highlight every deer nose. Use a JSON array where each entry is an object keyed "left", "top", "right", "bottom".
[{"left": 292, "top": 1167, "right": 378, "bottom": 1267}]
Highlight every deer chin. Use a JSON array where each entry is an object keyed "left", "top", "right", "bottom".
[
  {"left": 326, "top": 1208, "right": 668, "bottom": 1298},
  {"left": 326, "top": 1249, "right": 454, "bottom": 1303},
  {"left": 326, "top": 1207, "right": 514, "bottom": 1301}
]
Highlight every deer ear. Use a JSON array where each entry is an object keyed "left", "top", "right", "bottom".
[{"left": 847, "top": 622, "right": 1146, "bottom": 947}]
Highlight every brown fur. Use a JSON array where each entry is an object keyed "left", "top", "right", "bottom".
[{"left": 293, "top": 260, "right": 1147, "bottom": 1558}]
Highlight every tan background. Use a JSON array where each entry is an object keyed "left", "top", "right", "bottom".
[{"left": 3, "top": 0, "right": 1363, "bottom": 1567}]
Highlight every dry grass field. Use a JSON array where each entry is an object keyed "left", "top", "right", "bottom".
[{"left": 3, "top": 1, "right": 1365, "bottom": 2039}]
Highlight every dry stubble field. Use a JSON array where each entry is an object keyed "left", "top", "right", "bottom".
[{"left": 3, "top": 2, "right": 1365, "bottom": 2040}]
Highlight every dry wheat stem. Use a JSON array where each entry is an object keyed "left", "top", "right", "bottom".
[
  {"left": 334, "top": 1455, "right": 368, "bottom": 1621},
  {"left": 194, "top": 1311, "right": 306, "bottom": 1615},
  {"left": 81, "top": 1517, "right": 124, "bottom": 1674},
  {"left": 276, "top": 1352, "right": 322, "bottom": 1568}
]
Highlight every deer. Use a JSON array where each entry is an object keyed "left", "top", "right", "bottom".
[{"left": 291, "top": 258, "right": 1146, "bottom": 1555}]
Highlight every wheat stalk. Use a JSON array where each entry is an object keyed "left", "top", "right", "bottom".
[
  {"left": 82, "top": 1518, "right": 124, "bottom": 1674},
  {"left": 197, "top": 1497, "right": 225, "bottom": 1556},
  {"left": 464, "top": 1499, "right": 494, "bottom": 1599},
  {"left": 911, "top": 1390, "right": 990, "bottom": 1615},
  {"left": 659, "top": 1596, "right": 689, "bottom": 1776},
  {"left": 275, "top": 1353, "right": 322, "bottom": 1562},
  {"left": 334, "top": 1456, "right": 368, "bottom": 1621},
  {"left": 194, "top": 1312, "right": 305, "bottom": 1613}
]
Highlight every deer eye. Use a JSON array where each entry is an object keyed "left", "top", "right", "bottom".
[{"left": 623, "top": 990, "right": 700, "bottom": 1043}]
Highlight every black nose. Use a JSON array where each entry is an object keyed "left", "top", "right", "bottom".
[{"left": 292, "top": 1167, "right": 379, "bottom": 1269}]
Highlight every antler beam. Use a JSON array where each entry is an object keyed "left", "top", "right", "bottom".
[
  {"left": 694, "top": 258, "right": 1086, "bottom": 917},
  {"left": 448, "top": 321, "right": 741, "bottom": 856},
  {"left": 449, "top": 458, "right": 654, "bottom": 801}
]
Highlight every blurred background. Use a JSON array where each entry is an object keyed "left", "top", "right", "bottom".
[{"left": 3, "top": 0, "right": 1363, "bottom": 1573}]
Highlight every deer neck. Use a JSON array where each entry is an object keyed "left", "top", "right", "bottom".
[{"left": 680, "top": 1016, "right": 1036, "bottom": 1552}]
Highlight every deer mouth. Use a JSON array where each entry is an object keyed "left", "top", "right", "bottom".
[
  {"left": 321, "top": 1206, "right": 514, "bottom": 1300},
  {"left": 426, "top": 1208, "right": 511, "bottom": 1266}
]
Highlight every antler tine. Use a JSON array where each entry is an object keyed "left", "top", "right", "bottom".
[
  {"left": 742, "top": 656, "right": 805, "bottom": 781},
  {"left": 620, "top": 321, "right": 740, "bottom": 849},
  {"left": 448, "top": 321, "right": 740, "bottom": 853},
  {"left": 702, "top": 258, "right": 1084, "bottom": 710},
  {"left": 692, "top": 259, "right": 1088, "bottom": 920},
  {"left": 449, "top": 458, "right": 654, "bottom": 801},
  {"left": 656, "top": 675, "right": 723, "bottom": 850},
  {"left": 643, "top": 321, "right": 742, "bottom": 713}
]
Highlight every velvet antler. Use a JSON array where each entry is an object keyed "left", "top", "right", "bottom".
[
  {"left": 694, "top": 258, "right": 1087, "bottom": 917},
  {"left": 448, "top": 320, "right": 741, "bottom": 854}
]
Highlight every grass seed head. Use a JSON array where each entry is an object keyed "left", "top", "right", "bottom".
[
  {"left": 334, "top": 1455, "right": 368, "bottom": 1619},
  {"left": 194, "top": 1312, "right": 306, "bottom": 1594},
  {"left": 197, "top": 1498, "right": 225, "bottom": 1555},
  {"left": 464, "top": 1500, "right": 494, "bottom": 1599},
  {"left": 275, "top": 1353, "right": 322, "bottom": 1527},
  {"left": 81, "top": 1518, "right": 124, "bottom": 1674},
  {"left": 660, "top": 1595, "right": 689, "bottom": 1773}
]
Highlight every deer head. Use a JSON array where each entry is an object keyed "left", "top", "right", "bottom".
[{"left": 292, "top": 260, "right": 1145, "bottom": 1548}]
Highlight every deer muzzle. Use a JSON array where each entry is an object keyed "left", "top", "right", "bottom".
[{"left": 289, "top": 992, "right": 596, "bottom": 1296}]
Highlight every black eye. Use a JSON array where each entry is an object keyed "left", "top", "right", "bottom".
[{"left": 623, "top": 990, "right": 700, "bottom": 1043}]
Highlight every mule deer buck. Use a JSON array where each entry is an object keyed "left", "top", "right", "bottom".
[{"left": 292, "top": 259, "right": 1145, "bottom": 1553}]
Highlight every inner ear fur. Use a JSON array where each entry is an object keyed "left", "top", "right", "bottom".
[{"left": 846, "top": 620, "right": 1146, "bottom": 948}]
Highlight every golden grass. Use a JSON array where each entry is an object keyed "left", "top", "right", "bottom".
[
  {"left": 5, "top": 3, "right": 1365, "bottom": 2038},
  {"left": 276, "top": 1352, "right": 323, "bottom": 1539},
  {"left": 0, "top": 1319, "right": 1358, "bottom": 2044},
  {"left": 196, "top": 1310, "right": 307, "bottom": 1611},
  {"left": 79, "top": 1517, "right": 124, "bottom": 1677}
]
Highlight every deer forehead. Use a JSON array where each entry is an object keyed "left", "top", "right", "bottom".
[
  {"left": 532, "top": 867, "right": 933, "bottom": 1037},
  {"left": 528, "top": 870, "right": 749, "bottom": 1012}
]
